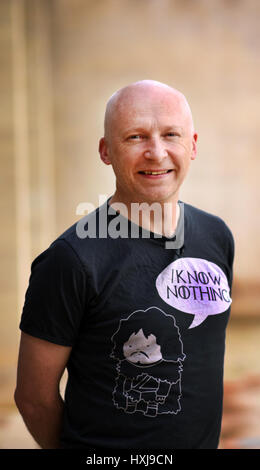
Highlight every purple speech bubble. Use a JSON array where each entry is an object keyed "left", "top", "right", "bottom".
[{"left": 156, "top": 257, "right": 232, "bottom": 328}]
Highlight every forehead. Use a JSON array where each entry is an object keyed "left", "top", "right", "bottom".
[
  {"left": 120, "top": 87, "right": 182, "bottom": 112},
  {"left": 113, "top": 87, "right": 188, "bottom": 129}
]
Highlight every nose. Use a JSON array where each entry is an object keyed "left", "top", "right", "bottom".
[{"left": 144, "top": 136, "right": 168, "bottom": 161}]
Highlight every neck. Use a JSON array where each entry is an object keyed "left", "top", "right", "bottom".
[{"left": 108, "top": 193, "right": 180, "bottom": 237}]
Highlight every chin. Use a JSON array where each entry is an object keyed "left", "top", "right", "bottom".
[{"left": 140, "top": 192, "right": 177, "bottom": 204}]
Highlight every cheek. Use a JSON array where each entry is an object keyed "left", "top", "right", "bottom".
[
  {"left": 111, "top": 145, "right": 134, "bottom": 164},
  {"left": 123, "top": 345, "right": 131, "bottom": 357},
  {"left": 112, "top": 155, "right": 137, "bottom": 180},
  {"left": 170, "top": 140, "right": 192, "bottom": 156},
  {"left": 171, "top": 146, "right": 193, "bottom": 171}
]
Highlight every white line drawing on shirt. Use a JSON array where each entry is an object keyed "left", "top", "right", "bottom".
[{"left": 110, "top": 306, "right": 185, "bottom": 417}]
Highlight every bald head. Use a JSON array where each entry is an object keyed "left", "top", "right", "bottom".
[{"left": 104, "top": 80, "right": 195, "bottom": 141}]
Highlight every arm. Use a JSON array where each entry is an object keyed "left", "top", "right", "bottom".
[{"left": 14, "top": 332, "right": 72, "bottom": 449}]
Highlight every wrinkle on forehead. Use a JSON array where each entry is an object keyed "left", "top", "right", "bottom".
[{"left": 104, "top": 80, "right": 194, "bottom": 139}]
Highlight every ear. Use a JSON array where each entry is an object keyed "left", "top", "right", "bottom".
[
  {"left": 99, "top": 137, "right": 111, "bottom": 165},
  {"left": 191, "top": 133, "right": 198, "bottom": 160}
]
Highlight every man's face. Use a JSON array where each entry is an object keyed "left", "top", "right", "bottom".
[{"left": 100, "top": 84, "right": 197, "bottom": 206}]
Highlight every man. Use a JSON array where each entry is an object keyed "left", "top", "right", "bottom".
[{"left": 14, "top": 80, "right": 234, "bottom": 449}]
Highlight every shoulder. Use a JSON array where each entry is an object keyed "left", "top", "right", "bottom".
[
  {"left": 183, "top": 201, "right": 235, "bottom": 266},
  {"left": 56, "top": 201, "right": 107, "bottom": 246},
  {"left": 29, "top": 238, "right": 86, "bottom": 284},
  {"left": 48, "top": 202, "right": 110, "bottom": 272},
  {"left": 184, "top": 202, "right": 233, "bottom": 238}
]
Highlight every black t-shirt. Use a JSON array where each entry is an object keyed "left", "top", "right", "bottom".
[{"left": 20, "top": 200, "right": 234, "bottom": 449}]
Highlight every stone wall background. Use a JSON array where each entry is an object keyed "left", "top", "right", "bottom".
[{"left": 1, "top": 0, "right": 259, "bottom": 418}]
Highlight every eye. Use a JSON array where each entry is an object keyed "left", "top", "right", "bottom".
[
  {"left": 128, "top": 135, "right": 142, "bottom": 140},
  {"left": 166, "top": 132, "right": 179, "bottom": 137}
]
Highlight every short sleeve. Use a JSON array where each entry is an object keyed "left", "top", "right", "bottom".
[
  {"left": 19, "top": 239, "right": 87, "bottom": 346},
  {"left": 224, "top": 222, "right": 235, "bottom": 292}
]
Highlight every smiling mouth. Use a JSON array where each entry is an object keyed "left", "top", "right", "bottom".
[{"left": 138, "top": 169, "right": 173, "bottom": 175}]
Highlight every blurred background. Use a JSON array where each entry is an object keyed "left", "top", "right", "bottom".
[{"left": 0, "top": 0, "right": 260, "bottom": 449}]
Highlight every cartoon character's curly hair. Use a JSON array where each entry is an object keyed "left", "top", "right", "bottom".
[{"left": 111, "top": 306, "right": 185, "bottom": 362}]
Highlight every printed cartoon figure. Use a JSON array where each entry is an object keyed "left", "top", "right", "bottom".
[{"left": 110, "top": 307, "right": 185, "bottom": 417}]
